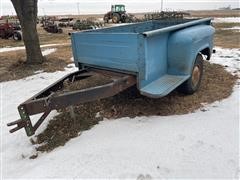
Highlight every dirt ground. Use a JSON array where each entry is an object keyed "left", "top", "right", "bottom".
[{"left": 33, "top": 61, "right": 237, "bottom": 152}]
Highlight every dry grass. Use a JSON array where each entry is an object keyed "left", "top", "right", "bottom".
[
  {"left": 213, "top": 22, "right": 240, "bottom": 48},
  {"left": 62, "top": 73, "right": 113, "bottom": 92},
  {"left": 0, "top": 39, "right": 24, "bottom": 48},
  {"left": 0, "top": 45, "right": 73, "bottom": 82},
  {"left": 189, "top": 10, "right": 240, "bottom": 18},
  {"left": 37, "top": 25, "right": 72, "bottom": 45}
]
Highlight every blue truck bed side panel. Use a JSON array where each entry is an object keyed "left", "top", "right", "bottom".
[{"left": 71, "top": 33, "right": 140, "bottom": 72}]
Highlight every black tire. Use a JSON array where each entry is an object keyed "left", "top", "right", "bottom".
[
  {"left": 178, "top": 54, "right": 203, "bottom": 94},
  {"left": 125, "top": 17, "right": 131, "bottom": 23},
  {"left": 58, "top": 28, "right": 63, "bottom": 33},
  {"left": 13, "top": 31, "right": 22, "bottom": 41},
  {"left": 104, "top": 16, "right": 109, "bottom": 23},
  {"left": 112, "top": 13, "right": 120, "bottom": 23}
]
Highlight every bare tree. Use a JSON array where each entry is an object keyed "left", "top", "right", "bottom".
[{"left": 11, "top": 0, "right": 44, "bottom": 64}]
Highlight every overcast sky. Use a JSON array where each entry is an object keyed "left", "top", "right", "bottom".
[{"left": 1, "top": 0, "right": 239, "bottom": 15}]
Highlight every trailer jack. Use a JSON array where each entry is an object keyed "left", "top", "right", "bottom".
[{"left": 7, "top": 68, "right": 136, "bottom": 136}]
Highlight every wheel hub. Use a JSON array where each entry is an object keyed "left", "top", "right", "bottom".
[
  {"left": 112, "top": 16, "right": 118, "bottom": 23},
  {"left": 192, "top": 65, "right": 201, "bottom": 87}
]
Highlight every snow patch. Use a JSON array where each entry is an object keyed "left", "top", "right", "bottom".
[
  {"left": 0, "top": 43, "right": 69, "bottom": 53},
  {"left": 221, "top": 26, "right": 240, "bottom": 31},
  {"left": 34, "top": 70, "right": 44, "bottom": 74},
  {"left": 0, "top": 46, "right": 25, "bottom": 53},
  {"left": 42, "top": 48, "right": 56, "bottom": 56},
  {"left": 213, "top": 17, "right": 240, "bottom": 23},
  {"left": 67, "top": 63, "right": 75, "bottom": 68},
  {"left": 211, "top": 47, "right": 240, "bottom": 75}
]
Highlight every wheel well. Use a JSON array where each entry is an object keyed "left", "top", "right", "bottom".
[{"left": 200, "top": 47, "right": 211, "bottom": 60}]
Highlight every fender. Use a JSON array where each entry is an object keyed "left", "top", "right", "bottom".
[{"left": 167, "top": 25, "right": 215, "bottom": 76}]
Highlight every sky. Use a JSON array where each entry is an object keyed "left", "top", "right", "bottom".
[{"left": 1, "top": 0, "right": 239, "bottom": 16}]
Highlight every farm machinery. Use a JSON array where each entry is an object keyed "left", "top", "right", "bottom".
[
  {"left": 72, "top": 19, "right": 104, "bottom": 31},
  {"left": 58, "top": 17, "right": 74, "bottom": 28},
  {"left": 103, "top": 5, "right": 190, "bottom": 24},
  {"left": 0, "top": 20, "right": 22, "bottom": 40},
  {"left": 103, "top": 4, "right": 134, "bottom": 23},
  {"left": 43, "top": 21, "right": 63, "bottom": 33},
  {"left": 143, "top": 11, "right": 190, "bottom": 21},
  {"left": 7, "top": 18, "right": 215, "bottom": 136},
  {"left": 40, "top": 16, "right": 63, "bottom": 33}
]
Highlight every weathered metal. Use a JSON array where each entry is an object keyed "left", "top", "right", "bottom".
[
  {"left": 0, "top": 21, "right": 22, "bottom": 40},
  {"left": 192, "top": 66, "right": 201, "bottom": 88},
  {"left": 43, "top": 21, "right": 63, "bottom": 33},
  {"left": 7, "top": 69, "right": 136, "bottom": 136},
  {"left": 58, "top": 17, "right": 74, "bottom": 27}
]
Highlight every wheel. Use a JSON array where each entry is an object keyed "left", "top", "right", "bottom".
[
  {"left": 13, "top": 31, "right": 22, "bottom": 41},
  {"left": 120, "top": 15, "right": 126, "bottom": 23},
  {"left": 104, "top": 16, "right": 109, "bottom": 23},
  {"left": 58, "top": 28, "right": 63, "bottom": 33},
  {"left": 178, "top": 54, "right": 203, "bottom": 94},
  {"left": 112, "top": 13, "right": 120, "bottom": 23},
  {"left": 125, "top": 17, "right": 132, "bottom": 23}
]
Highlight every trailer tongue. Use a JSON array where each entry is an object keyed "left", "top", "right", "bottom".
[{"left": 7, "top": 69, "right": 136, "bottom": 136}]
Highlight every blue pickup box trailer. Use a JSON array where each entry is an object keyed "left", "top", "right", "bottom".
[
  {"left": 8, "top": 18, "right": 215, "bottom": 136},
  {"left": 71, "top": 18, "right": 215, "bottom": 97}
]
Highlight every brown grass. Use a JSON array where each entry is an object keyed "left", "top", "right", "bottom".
[
  {"left": 33, "top": 61, "right": 237, "bottom": 152},
  {"left": 0, "top": 45, "right": 73, "bottom": 82},
  {"left": 213, "top": 22, "right": 240, "bottom": 48},
  {"left": 189, "top": 10, "right": 240, "bottom": 18},
  {"left": 62, "top": 73, "right": 113, "bottom": 92},
  {"left": 37, "top": 25, "right": 72, "bottom": 45},
  {"left": 0, "top": 39, "right": 24, "bottom": 48}
]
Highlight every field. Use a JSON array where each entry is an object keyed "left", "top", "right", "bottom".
[{"left": 1, "top": 10, "right": 240, "bottom": 179}]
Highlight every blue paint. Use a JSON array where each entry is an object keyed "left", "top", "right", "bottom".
[{"left": 71, "top": 18, "right": 215, "bottom": 98}]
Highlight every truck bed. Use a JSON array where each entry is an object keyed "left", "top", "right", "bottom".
[{"left": 71, "top": 18, "right": 214, "bottom": 97}]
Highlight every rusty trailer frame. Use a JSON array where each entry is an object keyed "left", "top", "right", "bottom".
[{"left": 7, "top": 68, "right": 136, "bottom": 136}]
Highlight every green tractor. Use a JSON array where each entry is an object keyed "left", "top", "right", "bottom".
[{"left": 103, "top": 4, "right": 132, "bottom": 23}]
